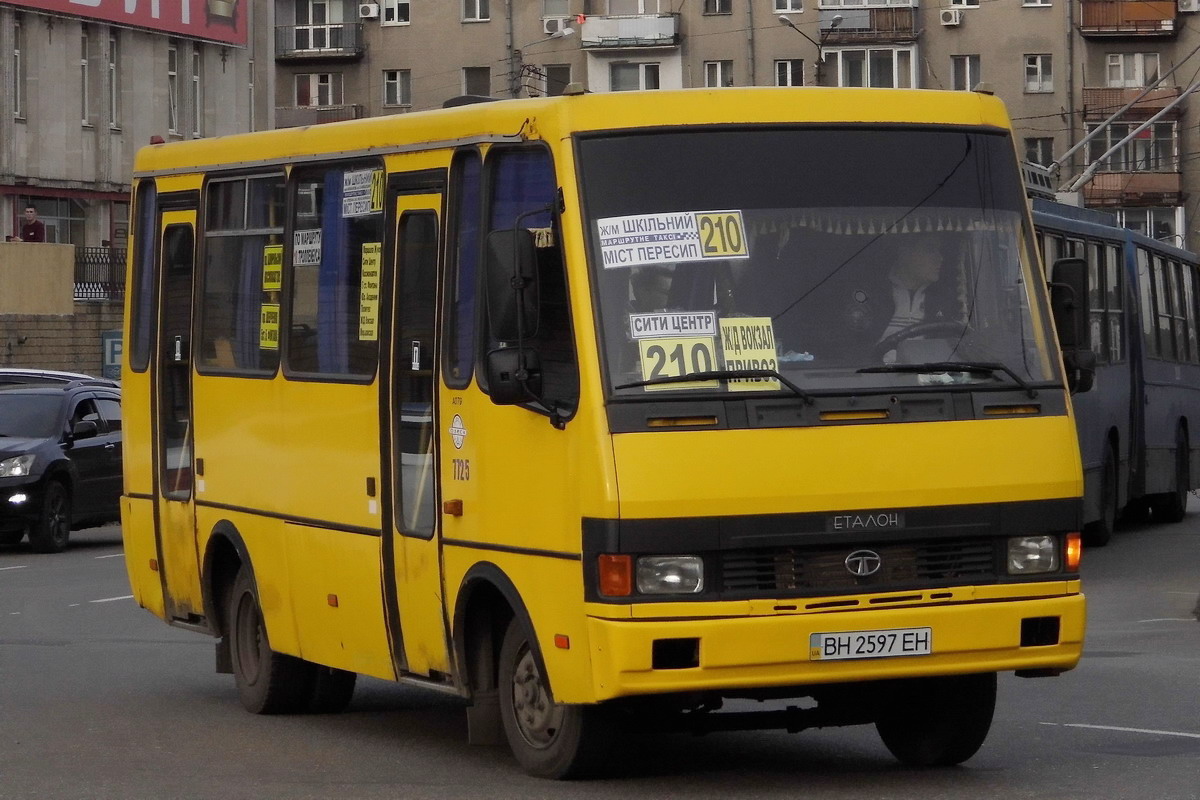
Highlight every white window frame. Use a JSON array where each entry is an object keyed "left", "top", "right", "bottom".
[
  {"left": 383, "top": 69, "right": 412, "bottom": 106},
  {"left": 776, "top": 0, "right": 804, "bottom": 11},
  {"left": 704, "top": 60, "right": 733, "bottom": 87},
  {"left": 950, "top": 0, "right": 980, "bottom": 6},
  {"left": 1024, "top": 54, "right": 1052, "bottom": 93},
  {"left": 382, "top": 0, "right": 411, "bottom": 24},
  {"left": 951, "top": 54, "right": 981, "bottom": 91},
  {"left": 703, "top": 0, "right": 732, "bottom": 13},
  {"left": 192, "top": 47, "right": 203, "bottom": 137},
  {"left": 108, "top": 33, "right": 120, "bottom": 129},
  {"left": 608, "top": 0, "right": 662, "bottom": 13},
  {"left": 1022, "top": 0, "right": 1052, "bottom": 6},
  {"left": 829, "top": 47, "right": 916, "bottom": 88},
  {"left": 12, "top": 15, "right": 24, "bottom": 120},
  {"left": 463, "top": 66, "right": 492, "bottom": 95},
  {"left": 296, "top": 72, "right": 344, "bottom": 107},
  {"left": 1106, "top": 52, "right": 1160, "bottom": 88},
  {"left": 167, "top": 43, "right": 179, "bottom": 134},
  {"left": 463, "top": 0, "right": 490, "bottom": 21},
  {"left": 610, "top": 61, "right": 660, "bottom": 91},
  {"left": 775, "top": 58, "right": 805, "bottom": 86},
  {"left": 1025, "top": 137, "right": 1054, "bottom": 167},
  {"left": 81, "top": 29, "right": 91, "bottom": 126},
  {"left": 818, "top": 0, "right": 916, "bottom": 6},
  {"left": 543, "top": 63, "right": 572, "bottom": 96}
]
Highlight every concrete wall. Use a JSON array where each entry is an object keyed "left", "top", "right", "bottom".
[{"left": 0, "top": 242, "right": 74, "bottom": 315}]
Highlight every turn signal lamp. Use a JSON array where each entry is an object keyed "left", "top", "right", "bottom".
[
  {"left": 1065, "top": 532, "right": 1082, "bottom": 571},
  {"left": 598, "top": 554, "right": 632, "bottom": 597}
]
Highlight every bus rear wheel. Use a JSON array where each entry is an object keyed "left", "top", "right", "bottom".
[
  {"left": 1149, "top": 431, "right": 1189, "bottom": 524},
  {"left": 875, "top": 672, "right": 996, "bottom": 767},
  {"left": 498, "top": 619, "right": 612, "bottom": 779},
  {"left": 1084, "top": 445, "right": 1118, "bottom": 547},
  {"left": 227, "top": 566, "right": 314, "bottom": 714}
]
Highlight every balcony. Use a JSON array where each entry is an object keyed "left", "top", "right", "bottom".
[
  {"left": 1083, "top": 171, "right": 1183, "bottom": 206},
  {"left": 819, "top": 8, "right": 915, "bottom": 44},
  {"left": 1082, "top": 86, "right": 1184, "bottom": 120},
  {"left": 579, "top": 14, "right": 680, "bottom": 49},
  {"left": 275, "top": 104, "right": 365, "bottom": 128},
  {"left": 1078, "top": 0, "right": 1176, "bottom": 37},
  {"left": 275, "top": 23, "right": 364, "bottom": 61}
]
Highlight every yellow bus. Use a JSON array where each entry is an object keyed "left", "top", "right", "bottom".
[{"left": 122, "top": 86, "right": 1089, "bottom": 778}]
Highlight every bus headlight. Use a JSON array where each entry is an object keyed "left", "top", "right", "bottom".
[
  {"left": 0, "top": 454, "right": 35, "bottom": 478},
  {"left": 1007, "top": 536, "right": 1060, "bottom": 574},
  {"left": 636, "top": 556, "right": 704, "bottom": 594}
]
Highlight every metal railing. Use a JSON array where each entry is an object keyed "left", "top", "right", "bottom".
[
  {"left": 74, "top": 247, "right": 126, "bottom": 302},
  {"left": 275, "top": 23, "right": 364, "bottom": 59}
]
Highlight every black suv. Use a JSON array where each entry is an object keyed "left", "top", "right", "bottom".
[{"left": 0, "top": 380, "right": 122, "bottom": 552}]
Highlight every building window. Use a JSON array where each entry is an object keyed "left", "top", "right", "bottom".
[
  {"left": 775, "top": 59, "right": 805, "bottom": 86},
  {"left": 81, "top": 29, "right": 91, "bottom": 125},
  {"left": 1086, "top": 122, "right": 1177, "bottom": 172},
  {"left": 544, "top": 64, "right": 572, "bottom": 95},
  {"left": 19, "top": 197, "right": 87, "bottom": 245},
  {"left": 1025, "top": 137, "right": 1054, "bottom": 167},
  {"left": 831, "top": 48, "right": 914, "bottom": 88},
  {"left": 704, "top": 0, "right": 732, "bottom": 13},
  {"left": 296, "top": 72, "right": 344, "bottom": 106},
  {"left": 951, "top": 54, "right": 981, "bottom": 91},
  {"left": 382, "top": 0, "right": 411, "bottom": 24},
  {"left": 611, "top": 62, "right": 660, "bottom": 91},
  {"left": 705, "top": 60, "right": 733, "bottom": 87},
  {"left": 1118, "top": 208, "right": 1181, "bottom": 242},
  {"left": 1023, "top": 0, "right": 1051, "bottom": 5},
  {"left": 1106, "top": 52, "right": 1160, "bottom": 88},
  {"left": 950, "top": 0, "right": 980, "bottom": 6},
  {"left": 609, "top": 0, "right": 662, "bottom": 12},
  {"left": 167, "top": 43, "right": 179, "bottom": 133},
  {"left": 12, "top": 14, "right": 24, "bottom": 119},
  {"left": 463, "top": 0, "right": 490, "bottom": 21},
  {"left": 108, "top": 34, "right": 120, "bottom": 128},
  {"left": 544, "top": 0, "right": 570, "bottom": 14},
  {"left": 384, "top": 69, "right": 412, "bottom": 106},
  {"left": 463, "top": 66, "right": 491, "bottom": 95},
  {"left": 775, "top": 0, "right": 803, "bottom": 11},
  {"left": 1024, "top": 54, "right": 1052, "bottom": 93},
  {"left": 192, "top": 47, "right": 203, "bottom": 137}
]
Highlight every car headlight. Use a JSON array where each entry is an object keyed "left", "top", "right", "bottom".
[
  {"left": 636, "top": 556, "right": 704, "bottom": 594},
  {"left": 0, "top": 454, "right": 35, "bottom": 478},
  {"left": 1007, "top": 535, "right": 1060, "bottom": 575}
]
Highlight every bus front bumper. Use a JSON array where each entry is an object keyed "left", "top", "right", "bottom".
[{"left": 585, "top": 592, "right": 1085, "bottom": 702}]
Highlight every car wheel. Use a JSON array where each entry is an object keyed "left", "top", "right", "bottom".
[
  {"left": 227, "top": 566, "right": 314, "bottom": 714},
  {"left": 498, "top": 618, "right": 613, "bottom": 779},
  {"left": 29, "top": 481, "right": 72, "bottom": 553},
  {"left": 875, "top": 672, "right": 997, "bottom": 767}
]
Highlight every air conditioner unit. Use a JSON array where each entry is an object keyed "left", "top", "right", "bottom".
[
  {"left": 543, "top": 16, "right": 569, "bottom": 35},
  {"left": 939, "top": 8, "right": 963, "bottom": 26},
  {"left": 359, "top": 3, "right": 380, "bottom": 19},
  {"left": 1179, "top": 0, "right": 1199, "bottom": 13}
]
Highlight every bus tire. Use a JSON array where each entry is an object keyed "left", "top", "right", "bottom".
[
  {"left": 498, "top": 618, "right": 612, "bottom": 779},
  {"left": 1083, "top": 445, "right": 1118, "bottom": 547},
  {"left": 1149, "top": 430, "right": 1189, "bottom": 524},
  {"left": 875, "top": 672, "right": 996, "bottom": 767},
  {"left": 29, "top": 481, "right": 71, "bottom": 553},
  {"left": 228, "top": 566, "right": 314, "bottom": 714},
  {"left": 306, "top": 665, "right": 357, "bottom": 714}
]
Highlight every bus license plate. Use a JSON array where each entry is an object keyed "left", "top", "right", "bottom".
[{"left": 809, "top": 627, "right": 932, "bottom": 661}]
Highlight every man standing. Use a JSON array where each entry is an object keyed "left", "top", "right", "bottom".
[{"left": 20, "top": 206, "right": 46, "bottom": 242}]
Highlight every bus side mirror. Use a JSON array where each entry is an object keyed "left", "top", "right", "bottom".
[
  {"left": 1049, "top": 256, "right": 1095, "bottom": 394},
  {"left": 484, "top": 229, "right": 541, "bottom": 342},
  {"left": 485, "top": 347, "right": 543, "bottom": 405}
]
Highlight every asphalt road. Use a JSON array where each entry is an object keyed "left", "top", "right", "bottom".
[{"left": 1, "top": 516, "right": 1197, "bottom": 800}]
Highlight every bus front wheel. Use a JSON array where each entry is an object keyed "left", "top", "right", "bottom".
[
  {"left": 875, "top": 672, "right": 996, "bottom": 767},
  {"left": 498, "top": 619, "right": 612, "bottom": 779},
  {"left": 227, "top": 566, "right": 313, "bottom": 714}
]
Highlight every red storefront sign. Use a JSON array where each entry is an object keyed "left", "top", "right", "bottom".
[{"left": 9, "top": 0, "right": 247, "bottom": 47}]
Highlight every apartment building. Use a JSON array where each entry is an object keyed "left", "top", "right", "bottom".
[{"left": 0, "top": 1, "right": 271, "bottom": 247}]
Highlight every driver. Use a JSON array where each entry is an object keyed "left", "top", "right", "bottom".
[{"left": 873, "top": 232, "right": 960, "bottom": 360}]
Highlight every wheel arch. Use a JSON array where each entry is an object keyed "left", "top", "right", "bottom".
[{"left": 201, "top": 520, "right": 252, "bottom": 638}]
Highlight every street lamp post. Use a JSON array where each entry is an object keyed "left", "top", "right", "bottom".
[
  {"left": 778, "top": 14, "right": 843, "bottom": 85},
  {"left": 512, "top": 27, "right": 576, "bottom": 97}
]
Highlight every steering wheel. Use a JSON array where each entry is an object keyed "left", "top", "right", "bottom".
[{"left": 872, "top": 321, "right": 969, "bottom": 360}]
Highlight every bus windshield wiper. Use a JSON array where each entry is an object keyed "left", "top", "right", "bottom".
[
  {"left": 857, "top": 361, "right": 1037, "bottom": 398},
  {"left": 615, "top": 369, "right": 814, "bottom": 405}
]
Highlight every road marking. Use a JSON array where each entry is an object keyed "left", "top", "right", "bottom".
[
  {"left": 0, "top": 565, "right": 28, "bottom": 571},
  {"left": 1138, "top": 618, "right": 1196, "bottom": 623},
  {"left": 89, "top": 595, "right": 134, "bottom": 604},
  {"left": 1042, "top": 722, "right": 1200, "bottom": 740},
  {"left": 69, "top": 603, "right": 81, "bottom": 608},
  {"left": 94, "top": 554, "right": 123, "bottom": 560}
]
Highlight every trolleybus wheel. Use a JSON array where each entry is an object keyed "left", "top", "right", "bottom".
[
  {"left": 498, "top": 619, "right": 612, "bottom": 779},
  {"left": 875, "top": 672, "right": 996, "bottom": 767},
  {"left": 227, "top": 566, "right": 314, "bottom": 714},
  {"left": 1084, "top": 444, "right": 1118, "bottom": 547},
  {"left": 1149, "top": 430, "right": 1189, "bottom": 524},
  {"left": 29, "top": 481, "right": 71, "bottom": 553}
]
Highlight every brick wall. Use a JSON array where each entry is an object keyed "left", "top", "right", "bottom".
[{"left": 0, "top": 302, "right": 124, "bottom": 376}]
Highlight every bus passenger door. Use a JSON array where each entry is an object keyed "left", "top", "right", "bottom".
[
  {"left": 153, "top": 210, "right": 203, "bottom": 621},
  {"left": 384, "top": 189, "right": 449, "bottom": 677}
]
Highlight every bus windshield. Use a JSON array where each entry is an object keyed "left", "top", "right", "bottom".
[{"left": 578, "top": 127, "right": 1060, "bottom": 399}]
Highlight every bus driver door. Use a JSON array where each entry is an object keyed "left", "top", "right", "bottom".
[
  {"left": 384, "top": 186, "right": 450, "bottom": 678},
  {"left": 153, "top": 209, "right": 204, "bottom": 621}
]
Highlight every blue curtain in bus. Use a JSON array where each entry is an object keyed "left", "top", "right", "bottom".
[
  {"left": 447, "top": 155, "right": 482, "bottom": 385},
  {"left": 490, "top": 150, "right": 554, "bottom": 230},
  {"left": 318, "top": 170, "right": 349, "bottom": 373},
  {"left": 235, "top": 238, "right": 261, "bottom": 367}
]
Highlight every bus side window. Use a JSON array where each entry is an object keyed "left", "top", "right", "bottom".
[{"left": 484, "top": 147, "right": 580, "bottom": 416}]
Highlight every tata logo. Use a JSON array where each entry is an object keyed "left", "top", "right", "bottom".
[{"left": 845, "top": 549, "right": 883, "bottom": 577}]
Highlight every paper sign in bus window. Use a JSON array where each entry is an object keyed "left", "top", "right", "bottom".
[
  {"left": 359, "top": 242, "right": 382, "bottom": 341},
  {"left": 259, "top": 303, "right": 281, "bottom": 350},
  {"left": 630, "top": 311, "right": 717, "bottom": 339},
  {"left": 637, "top": 336, "right": 719, "bottom": 390},
  {"left": 262, "top": 244, "right": 283, "bottom": 291},
  {"left": 294, "top": 229, "right": 322, "bottom": 267},
  {"left": 343, "top": 168, "right": 385, "bottom": 218},
  {"left": 598, "top": 210, "right": 749, "bottom": 269},
  {"left": 719, "top": 317, "right": 780, "bottom": 391}
]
